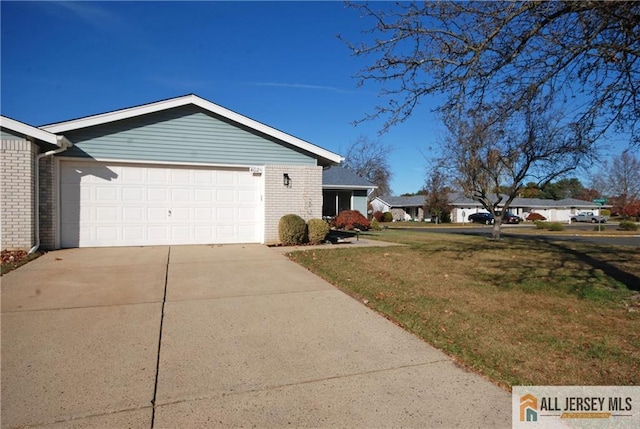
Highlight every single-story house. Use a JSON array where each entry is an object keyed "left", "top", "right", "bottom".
[
  {"left": 371, "top": 193, "right": 609, "bottom": 223},
  {"left": 322, "top": 166, "right": 376, "bottom": 218},
  {"left": 450, "top": 195, "right": 609, "bottom": 223},
  {"left": 1, "top": 94, "right": 349, "bottom": 250},
  {"left": 371, "top": 195, "right": 427, "bottom": 221}
]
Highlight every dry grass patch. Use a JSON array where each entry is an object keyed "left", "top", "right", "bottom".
[{"left": 288, "top": 231, "right": 640, "bottom": 389}]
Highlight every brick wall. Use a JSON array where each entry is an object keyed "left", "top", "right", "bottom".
[
  {"left": 264, "top": 165, "right": 322, "bottom": 243},
  {"left": 39, "top": 156, "right": 56, "bottom": 250},
  {"left": 1, "top": 139, "right": 36, "bottom": 250}
]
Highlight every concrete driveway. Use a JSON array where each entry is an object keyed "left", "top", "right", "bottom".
[{"left": 1, "top": 245, "right": 510, "bottom": 428}]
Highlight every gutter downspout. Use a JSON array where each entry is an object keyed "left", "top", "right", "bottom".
[{"left": 28, "top": 136, "right": 72, "bottom": 254}]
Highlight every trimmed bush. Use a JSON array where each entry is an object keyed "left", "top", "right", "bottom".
[
  {"left": 307, "top": 219, "right": 330, "bottom": 244},
  {"left": 382, "top": 211, "right": 394, "bottom": 222},
  {"left": 527, "top": 212, "right": 547, "bottom": 221},
  {"left": 619, "top": 220, "right": 638, "bottom": 231},
  {"left": 601, "top": 209, "right": 611, "bottom": 217},
  {"left": 534, "top": 220, "right": 547, "bottom": 229},
  {"left": 278, "top": 214, "right": 307, "bottom": 245},
  {"left": 331, "top": 210, "right": 371, "bottom": 231},
  {"left": 373, "top": 211, "right": 384, "bottom": 222},
  {"left": 547, "top": 222, "right": 564, "bottom": 231},
  {"left": 370, "top": 219, "right": 381, "bottom": 231}
]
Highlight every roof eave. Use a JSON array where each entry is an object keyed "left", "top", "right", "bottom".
[
  {"left": 1, "top": 116, "right": 62, "bottom": 146},
  {"left": 322, "top": 185, "right": 377, "bottom": 190}
]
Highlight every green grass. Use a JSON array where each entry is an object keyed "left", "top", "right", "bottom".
[{"left": 287, "top": 229, "right": 640, "bottom": 390}]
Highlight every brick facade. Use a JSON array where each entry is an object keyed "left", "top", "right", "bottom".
[
  {"left": 264, "top": 164, "right": 322, "bottom": 243},
  {"left": 1, "top": 139, "right": 36, "bottom": 250},
  {"left": 39, "top": 157, "right": 56, "bottom": 250}
]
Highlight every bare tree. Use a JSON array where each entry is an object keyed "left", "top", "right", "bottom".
[
  {"left": 606, "top": 151, "right": 640, "bottom": 215},
  {"left": 424, "top": 163, "right": 451, "bottom": 224},
  {"left": 442, "top": 102, "right": 591, "bottom": 239},
  {"left": 342, "top": 1, "right": 639, "bottom": 146},
  {"left": 343, "top": 135, "right": 394, "bottom": 197}
]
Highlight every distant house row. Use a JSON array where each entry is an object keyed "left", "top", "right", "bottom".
[{"left": 371, "top": 194, "right": 609, "bottom": 223}]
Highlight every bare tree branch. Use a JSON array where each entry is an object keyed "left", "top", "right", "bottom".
[
  {"left": 343, "top": 135, "right": 394, "bottom": 197},
  {"left": 342, "top": 1, "right": 640, "bottom": 145}
]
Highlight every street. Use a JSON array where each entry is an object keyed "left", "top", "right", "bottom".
[{"left": 402, "top": 223, "right": 640, "bottom": 247}]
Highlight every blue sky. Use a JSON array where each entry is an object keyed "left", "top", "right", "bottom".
[
  {"left": 2, "top": 1, "right": 631, "bottom": 194},
  {"left": 1, "top": 1, "right": 441, "bottom": 195}
]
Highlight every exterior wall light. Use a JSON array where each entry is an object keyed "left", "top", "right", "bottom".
[{"left": 283, "top": 173, "right": 291, "bottom": 187}]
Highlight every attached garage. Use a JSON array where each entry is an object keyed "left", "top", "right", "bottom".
[
  {"left": 32, "top": 94, "right": 342, "bottom": 249},
  {"left": 59, "top": 161, "right": 262, "bottom": 247}
]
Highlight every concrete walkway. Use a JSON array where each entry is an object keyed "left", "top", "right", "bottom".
[{"left": 1, "top": 245, "right": 510, "bottom": 428}]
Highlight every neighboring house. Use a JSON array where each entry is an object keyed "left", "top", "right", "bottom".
[
  {"left": 371, "top": 195, "right": 427, "bottom": 221},
  {"left": 1, "top": 94, "right": 343, "bottom": 250},
  {"left": 321, "top": 166, "right": 376, "bottom": 218},
  {"left": 371, "top": 192, "right": 608, "bottom": 223},
  {"left": 450, "top": 194, "right": 609, "bottom": 223}
]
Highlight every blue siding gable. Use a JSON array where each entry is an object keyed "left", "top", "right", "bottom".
[
  {"left": 60, "top": 105, "right": 317, "bottom": 166},
  {"left": 1, "top": 128, "right": 25, "bottom": 140}
]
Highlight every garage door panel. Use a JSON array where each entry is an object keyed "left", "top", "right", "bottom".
[
  {"left": 171, "top": 188, "right": 190, "bottom": 202},
  {"left": 217, "top": 171, "right": 234, "bottom": 185},
  {"left": 96, "top": 226, "right": 118, "bottom": 240},
  {"left": 60, "top": 162, "right": 261, "bottom": 247},
  {"left": 121, "top": 167, "right": 143, "bottom": 182},
  {"left": 194, "top": 170, "right": 213, "bottom": 183},
  {"left": 171, "top": 207, "right": 190, "bottom": 221},
  {"left": 216, "top": 207, "right": 235, "bottom": 222},
  {"left": 147, "top": 208, "right": 167, "bottom": 222},
  {"left": 194, "top": 189, "right": 213, "bottom": 202},
  {"left": 148, "top": 226, "right": 169, "bottom": 241},
  {"left": 238, "top": 189, "right": 257, "bottom": 203},
  {"left": 148, "top": 188, "right": 168, "bottom": 201},
  {"left": 147, "top": 168, "right": 169, "bottom": 184},
  {"left": 122, "top": 207, "right": 144, "bottom": 221},
  {"left": 238, "top": 210, "right": 258, "bottom": 222},
  {"left": 122, "top": 226, "right": 144, "bottom": 240},
  {"left": 122, "top": 187, "right": 143, "bottom": 201},
  {"left": 217, "top": 189, "right": 234, "bottom": 202},
  {"left": 171, "top": 169, "right": 191, "bottom": 184},
  {"left": 194, "top": 208, "right": 213, "bottom": 221},
  {"left": 96, "top": 207, "right": 118, "bottom": 221}
]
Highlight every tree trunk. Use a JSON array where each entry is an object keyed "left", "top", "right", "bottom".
[{"left": 492, "top": 218, "right": 502, "bottom": 240}]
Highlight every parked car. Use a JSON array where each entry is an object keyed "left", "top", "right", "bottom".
[
  {"left": 468, "top": 212, "right": 494, "bottom": 224},
  {"left": 497, "top": 211, "right": 522, "bottom": 224},
  {"left": 571, "top": 211, "right": 608, "bottom": 223},
  {"left": 468, "top": 211, "right": 522, "bottom": 224}
]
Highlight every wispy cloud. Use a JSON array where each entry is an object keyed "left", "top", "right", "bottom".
[
  {"left": 52, "top": 1, "right": 133, "bottom": 34},
  {"left": 249, "top": 82, "right": 359, "bottom": 94}
]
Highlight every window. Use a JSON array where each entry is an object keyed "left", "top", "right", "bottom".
[{"left": 322, "top": 190, "right": 352, "bottom": 217}]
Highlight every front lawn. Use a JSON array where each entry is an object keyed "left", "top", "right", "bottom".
[{"left": 287, "top": 229, "right": 640, "bottom": 390}]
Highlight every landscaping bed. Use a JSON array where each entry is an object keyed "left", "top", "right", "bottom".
[
  {"left": 287, "top": 229, "right": 640, "bottom": 389},
  {"left": 1, "top": 250, "right": 42, "bottom": 275}
]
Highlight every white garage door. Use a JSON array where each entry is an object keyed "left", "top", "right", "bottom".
[{"left": 60, "top": 161, "right": 262, "bottom": 248}]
